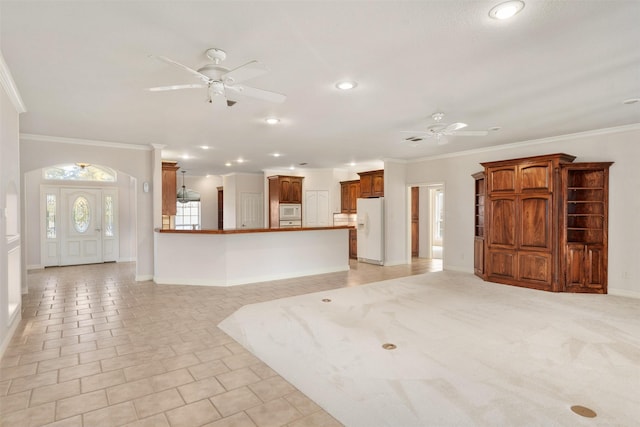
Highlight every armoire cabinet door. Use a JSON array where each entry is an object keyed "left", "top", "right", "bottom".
[
  {"left": 518, "top": 194, "right": 552, "bottom": 251},
  {"left": 518, "top": 251, "right": 552, "bottom": 287},
  {"left": 487, "top": 196, "right": 516, "bottom": 248},
  {"left": 487, "top": 166, "right": 516, "bottom": 193},
  {"left": 518, "top": 161, "right": 551, "bottom": 192},
  {"left": 487, "top": 250, "right": 516, "bottom": 280}
]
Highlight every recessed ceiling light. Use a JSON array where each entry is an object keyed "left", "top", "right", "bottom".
[
  {"left": 349, "top": 161, "right": 356, "bottom": 166},
  {"left": 265, "top": 117, "right": 280, "bottom": 125},
  {"left": 237, "top": 158, "right": 245, "bottom": 163},
  {"left": 181, "top": 154, "right": 190, "bottom": 160},
  {"left": 272, "top": 153, "right": 281, "bottom": 158},
  {"left": 225, "top": 162, "right": 232, "bottom": 167},
  {"left": 489, "top": 1, "right": 525, "bottom": 20},
  {"left": 335, "top": 81, "right": 358, "bottom": 90},
  {"left": 200, "top": 145, "right": 210, "bottom": 150},
  {"left": 289, "top": 165, "right": 295, "bottom": 170},
  {"left": 622, "top": 98, "right": 639, "bottom": 105}
]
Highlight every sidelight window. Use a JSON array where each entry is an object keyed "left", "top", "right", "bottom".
[{"left": 46, "top": 194, "right": 57, "bottom": 238}]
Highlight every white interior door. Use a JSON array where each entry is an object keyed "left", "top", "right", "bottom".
[
  {"left": 239, "top": 192, "right": 263, "bottom": 229},
  {"left": 304, "top": 190, "right": 329, "bottom": 227},
  {"left": 61, "top": 188, "right": 103, "bottom": 265}
]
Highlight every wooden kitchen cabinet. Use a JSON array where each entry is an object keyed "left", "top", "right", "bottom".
[
  {"left": 349, "top": 228, "right": 358, "bottom": 259},
  {"left": 162, "top": 161, "right": 179, "bottom": 215},
  {"left": 268, "top": 175, "right": 304, "bottom": 228},
  {"left": 358, "top": 170, "right": 384, "bottom": 198},
  {"left": 340, "top": 180, "right": 360, "bottom": 213},
  {"left": 269, "top": 175, "right": 303, "bottom": 203},
  {"left": 476, "top": 153, "right": 612, "bottom": 293}
]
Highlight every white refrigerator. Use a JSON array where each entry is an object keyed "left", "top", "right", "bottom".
[{"left": 356, "top": 197, "right": 384, "bottom": 265}]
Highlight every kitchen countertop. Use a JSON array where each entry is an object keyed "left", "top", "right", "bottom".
[{"left": 155, "top": 225, "right": 354, "bottom": 234}]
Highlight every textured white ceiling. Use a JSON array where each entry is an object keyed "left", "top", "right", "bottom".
[{"left": 2, "top": 1, "right": 639, "bottom": 175}]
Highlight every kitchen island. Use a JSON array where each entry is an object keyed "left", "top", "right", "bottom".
[{"left": 154, "top": 226, "right": 352, "bottom": 286}]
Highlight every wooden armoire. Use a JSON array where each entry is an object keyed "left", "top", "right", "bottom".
[{"left": 473, "top": 153, "right": 612, "bottom": 293}]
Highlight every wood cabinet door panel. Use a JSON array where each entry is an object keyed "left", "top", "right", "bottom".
[
  {"left": 518, "top": 252, "right": 552, "bottom": 285},
  {"left": 360, "top": 175, "right": 372, "bottom": 198},
  {"left": 488, "top": 197, "right": 516, "bottom": 248},
  {"left": 290, "top": 178, "right": 302, "bottom": 203},
  {"left": 474, "top": 237, "right": 484, "bottom": 276},
  {"left": 341, "top": 183, "right": 349, "bottom": 213},
  {"left": 349, "top": 183, "right": 359, "bottom": 212},
  {"left": 519, "top": 195, "right": 552, "bottom": 250},
  {"left": 161, "top": 164, "right": 179, "bottom": 216},
  {"left": 586, "top": 246, "right": 605, "bottom": 289},
  {"left": 565, "top": 244, "right": 585, "bottom": 289},
  {"left": 279, "top": 178, "right": 291, "bottom": 202},
  {"left": 487, "top": 250, "right": 516, "bottom": 280},
  {"left": 349, "top": 228, "right": 357, "bottom": 259},
  {"left": 488, "top": 167, "right": 516, "bottom": 193},
  {"left": 519, "top": 162, "right": 551, "bottom": 192},
  {"left": 372, "top": 174, "right": 384, "bottom": 196}
]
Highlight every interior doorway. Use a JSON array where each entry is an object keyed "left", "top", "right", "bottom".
[{"left": 410, "top": 184, "right": 444, "bottom": 262}]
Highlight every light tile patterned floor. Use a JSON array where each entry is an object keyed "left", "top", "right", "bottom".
[{"left": 1, "top": 259, "right": 441, "bottom": 427}]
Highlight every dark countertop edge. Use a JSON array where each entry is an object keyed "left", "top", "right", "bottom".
[{"left": 155, "top": 225, "right": 354, "bottom": 234}]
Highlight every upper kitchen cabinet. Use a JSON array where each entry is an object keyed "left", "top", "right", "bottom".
[
  {"left": 269, "top": 175, "right": 303, "bottom": 203},
  {"left": 162, "top": 161, "right": 179, "bottom": 215},
  {"left": 340, "top": 180, "right": 360, "bottom": 213},
  {"left": 358, "top": 170, "right": 384, "bottom": 198}
]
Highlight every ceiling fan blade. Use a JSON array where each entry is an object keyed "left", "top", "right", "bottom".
[
  {"left": 227, "top": 85, "right": 286, "bottom": 103},
  {"left": 400, "top": 130, "right": 434, "bottom": 136},
  {"left": 443, "top": 122, "right": 468, "bottom": 133},
  {"left": 450, "top": 130, "right": 489, "bottom": 136},
  {"left": 150, "top": 54, "right": 211, "bottom": 83},
  {"left": 222, "top": 60, "right": 269, "bottom": 85},
  {"left": 147, "top": 84, "right": 206, "bottom": 92}
]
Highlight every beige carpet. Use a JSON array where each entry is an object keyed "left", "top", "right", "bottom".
[{"left": 219, "top": 271, "right": 640, "bottom": 426}]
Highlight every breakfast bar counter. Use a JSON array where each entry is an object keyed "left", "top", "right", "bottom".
[{"left": 154, "top": 226, "right": 352, "bottom": 286}]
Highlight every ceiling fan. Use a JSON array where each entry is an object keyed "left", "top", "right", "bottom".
[
  {"left": 147, "top": 48, "right": 286, "bottom": 106},
  {"left": 401, "top": 112, "right": 488, "bottom": 145}
]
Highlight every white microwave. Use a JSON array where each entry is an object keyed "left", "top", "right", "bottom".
[{"left": 280, "top": 203, "right": 301, "bottom": 220}]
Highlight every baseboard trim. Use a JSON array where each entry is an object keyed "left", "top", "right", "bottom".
[
  {"left": 135, "top": 275, "right": 154, "bottom": 282},
  {"left": 608, "top": 288, "right": 640, "bottom": 299},
  {"left": 0, "top": 309, "right": 22, "bottom": 360},
  {"left": 27, "top": 264, "right": 44, "bottom": 270},
  {"left": 153, "top": 265, "right": 350, "bottom": 287}
]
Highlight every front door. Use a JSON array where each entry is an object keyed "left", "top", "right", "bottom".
[{"left": 60, "top": 188, "right": 103, "bottom": 265}]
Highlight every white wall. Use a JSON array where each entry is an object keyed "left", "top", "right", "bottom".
[
  {"left": 382, "top": 160, "right": 408, "bottom": 266},
  {"left": 20, "top": 138, "right": 154, "bottom": 280},
  {"left": 405, "top": 126, "right": 640, "bottom": 297},
  {"left": 0, "top": 51, "right": 24, "bottom": 357}
]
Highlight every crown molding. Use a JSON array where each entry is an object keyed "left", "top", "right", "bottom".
[
  {"left": 20, "top": 133, "right": 152, "bottom": 151},
  {"left": 409, "top": 123, "right": 640, "bottom": 164},
  {"left": 0, "top": 52, "right": 27, "bottom": 113}
]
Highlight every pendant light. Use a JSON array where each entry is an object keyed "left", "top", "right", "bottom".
[{"left": 178, "top": 170, "right": 189, "bottom": 204}]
